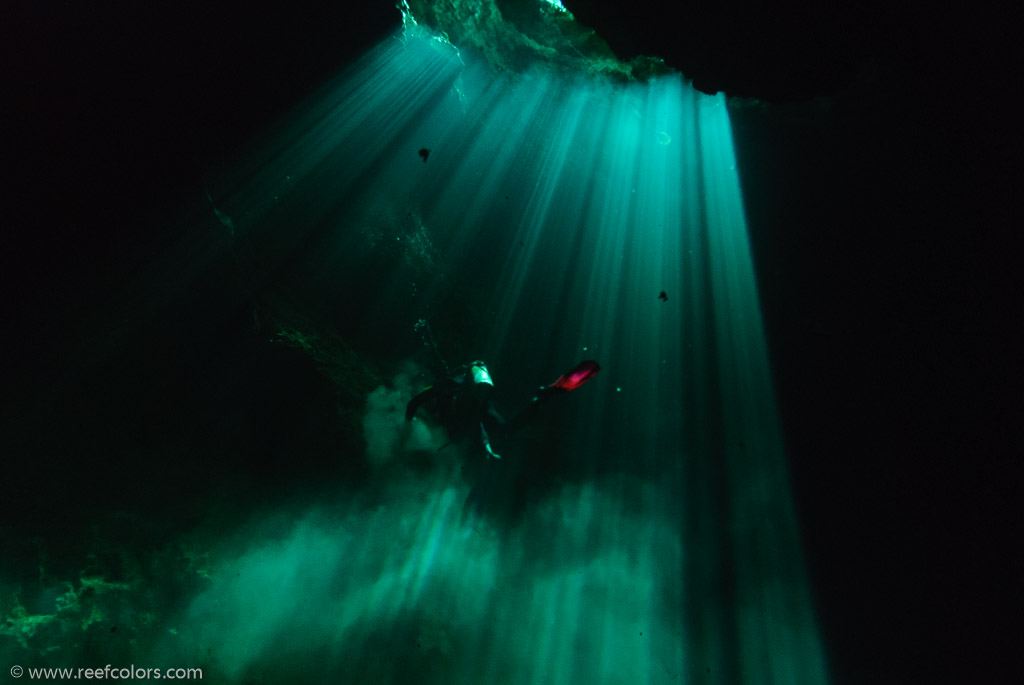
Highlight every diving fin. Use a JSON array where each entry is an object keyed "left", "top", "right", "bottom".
[{"left": 543, "top": 360, "right": 601, "bottom": 396}]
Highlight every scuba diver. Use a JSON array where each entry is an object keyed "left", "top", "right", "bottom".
[{"left": 404, "top": 358, "right": 601, "bottom": 460}]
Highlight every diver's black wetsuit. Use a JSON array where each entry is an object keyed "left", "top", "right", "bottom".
[
  {"left": 405, "top": 363, "right": 540, "bottom": 459},
  {"left": 406, "top": 359, "right": 598, "bottom": 461}
]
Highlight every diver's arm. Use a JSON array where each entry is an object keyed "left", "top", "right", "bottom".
[
  {"left": 479, "top": 423, "right": 500, "bottom": 460},
  {"left": 405, "top": 386, "right": 437, "bottom": 421}
]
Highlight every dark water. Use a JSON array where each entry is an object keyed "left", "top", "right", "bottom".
[{"left": 1, "top": 23, "right": 821, "bottom": 683}]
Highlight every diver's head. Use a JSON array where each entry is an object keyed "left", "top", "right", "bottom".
[
  {"left": 469, "top": 361, "right": 493, "bottom": 387},
  {"left": 469, "top": 361, "right": 493, "bottom": 400}
]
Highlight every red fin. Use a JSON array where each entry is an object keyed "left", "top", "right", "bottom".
[{"left": 548, "top": 360, "right": 601, "bottom": 392}]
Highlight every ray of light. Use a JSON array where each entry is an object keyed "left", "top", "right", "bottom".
[{"left": 203, "top": 20, "right": 827, "bottom": 684}]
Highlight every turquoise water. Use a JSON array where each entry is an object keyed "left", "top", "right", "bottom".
[{"left": 1, "top": 23, "right": 825, "bottom": 685}]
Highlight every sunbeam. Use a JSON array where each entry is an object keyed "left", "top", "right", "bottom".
[
  {"left": 196, "top": 17, "right": 828, "bottom": 682},
  {"left": 4, "top": 10, "right": 826, "bottom": 685}
]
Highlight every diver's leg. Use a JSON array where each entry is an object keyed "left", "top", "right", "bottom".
[{"left": 500, "top": 397, "right": 543, "bottom": 436}]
